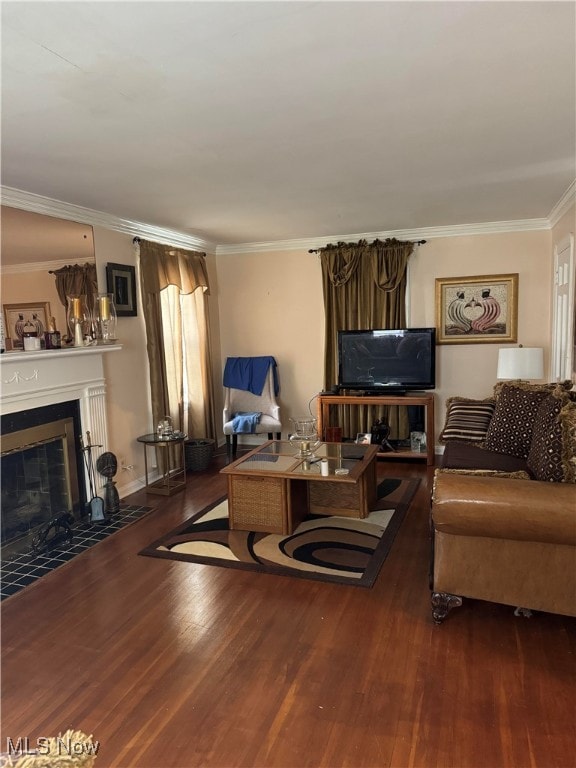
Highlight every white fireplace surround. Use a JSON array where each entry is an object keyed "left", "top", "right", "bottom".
[{"left": 1, "top": 346, "right": 121, "bottom": 483}]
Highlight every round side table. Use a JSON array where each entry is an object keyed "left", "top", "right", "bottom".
[{"left": 137, "top": 433, "right": 187, "bottom": 496}]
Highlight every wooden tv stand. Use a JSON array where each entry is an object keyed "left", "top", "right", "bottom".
[{"left": 316, "top": 391, "right": 435, "bottom": 466}]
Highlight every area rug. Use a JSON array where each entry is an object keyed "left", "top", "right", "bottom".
[{"left": 139, "top": 478, "right": 420, "bottom": 587}]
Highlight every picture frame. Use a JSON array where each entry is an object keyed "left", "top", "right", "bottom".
[
  {"left": 355, "top": 432, "right": 372, "bottom": 445},
  {"left": 435, "top": 273, "right": 518, "bottom": 345},
  {"left": 106, "top": 262, "right": 137, "bottom": 317},
  {"left": 3, "top": 301, "right": 51, "bottom": 349}
]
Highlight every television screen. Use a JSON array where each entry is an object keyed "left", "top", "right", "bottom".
[{"left": 337, "top": 328, "right": 436, "bottom": 392}]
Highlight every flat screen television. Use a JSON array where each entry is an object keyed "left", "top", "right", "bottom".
[{"left": 337, "top": 328, "right": 436, "bottom": 393}]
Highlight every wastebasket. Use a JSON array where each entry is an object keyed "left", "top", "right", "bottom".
[{"left": 184, "top": 438, "right": 215, "bottom": 471}]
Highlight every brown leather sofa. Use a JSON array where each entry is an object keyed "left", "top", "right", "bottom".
[{"left": 430, "top": 382, "right": 576, "bottom": 623}]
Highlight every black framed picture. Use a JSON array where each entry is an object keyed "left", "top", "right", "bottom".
[{"left": 106, "top": 262, "right": 137, "bottom": 317}]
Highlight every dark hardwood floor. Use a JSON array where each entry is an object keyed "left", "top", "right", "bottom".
[{"left": 2, "top": 450, "right": 575, "bottom": 768}]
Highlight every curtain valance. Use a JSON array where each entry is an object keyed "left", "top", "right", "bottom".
[
  {"left": 319, "top": 238, "right": 413, "bottom": 291},
  {"left": 139, "top": 239, "right": 210, "bottom": 295}
]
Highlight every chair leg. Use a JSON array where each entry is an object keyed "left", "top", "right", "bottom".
[
  {"left": 226, "top": 435, "right": 232, "bottom": 460},
  {"left": 275, "top": 432, "right": 281, "bottom": 440},
  {"left": 267, "top": 433, "right": 273, "bottom": 440},
  {"left": 232, "top": 434, "right": 238, "bottom": 458}
]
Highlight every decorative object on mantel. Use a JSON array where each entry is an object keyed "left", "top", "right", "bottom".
[
  {"left": 435, "top": 273, "right": 519, "bottom": 344},
  {"left": 43, "top": 316, "right": 62, "bottom": 349},
  {"left": 106, "top": 262, "right": 137, "bottom": 317},
  {"left": 3, "top": 301, "right": 51, "bottom": 350},
  {"left": 67, "top": 294, "right": 87, "bottom": 347},
  {"left": 95, "top": 292, "right": 118, "bottom": 343},
  {"left": 22, "top": 319, "right": 41, "bottom": 351}
]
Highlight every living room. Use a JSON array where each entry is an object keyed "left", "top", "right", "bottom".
[{"left": 1, "top": 2, "right": 575, "bottom": 767}]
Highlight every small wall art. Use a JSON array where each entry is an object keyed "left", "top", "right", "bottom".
[
  {"left": 106, "top": 262, "right": 137, "bottom": 317},
  {"left": 435, "top": 273, "right": 518, "bottom": 344}
]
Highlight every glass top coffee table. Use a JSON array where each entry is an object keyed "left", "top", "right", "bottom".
[{"left": 220, "top": 440, "right": 379, "bottom": 535}]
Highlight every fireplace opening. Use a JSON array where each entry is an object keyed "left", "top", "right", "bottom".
[{"left": 1, "top": 401, "right": 86, "bottom": 560}]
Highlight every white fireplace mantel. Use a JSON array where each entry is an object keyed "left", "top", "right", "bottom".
[{"left": 1, "top": 345, "right": 121, "bottom": 456}]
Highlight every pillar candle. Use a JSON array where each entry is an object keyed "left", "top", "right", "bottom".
[{"left": 99, "top": 296, "right": 110, "bottom": 320}]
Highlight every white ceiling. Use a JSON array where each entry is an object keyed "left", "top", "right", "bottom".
[{"left": 1, "top": 1, "right": 575, "bottom": 248}]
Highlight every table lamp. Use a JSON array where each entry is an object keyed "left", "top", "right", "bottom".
[{"left": 497, "top": 346, "right": 544, "bottom": 382}]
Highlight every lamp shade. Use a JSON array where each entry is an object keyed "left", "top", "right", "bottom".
[{"left": 497, "top": 347, "right": 544, "bottom": 381}]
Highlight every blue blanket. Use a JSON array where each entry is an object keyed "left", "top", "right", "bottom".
[
  {"left": 231, "top": 411, "right": 262, "bottom": 433},
  {"left": 223, "top": 356, "right": 279, "bottom": 396}
]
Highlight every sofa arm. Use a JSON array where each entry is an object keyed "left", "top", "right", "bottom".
[{"left": 432, "top": 473, "right": 576, "bottom": 546}]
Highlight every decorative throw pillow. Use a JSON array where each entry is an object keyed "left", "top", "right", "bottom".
[
  {"left": 492, "top": 379, "right": 573, "bottom": 400},
  {"left": 439, "top": 397, "right": 496, "bottom": 444},
  {"left": 559, "top": 399, "right": 576, "bottom": 483},
  {"left": 484, "top": 385, "right": 550, "bottom": 458},
  {"left": 526, "top": 390, "right": 570, "bottom": 482}
]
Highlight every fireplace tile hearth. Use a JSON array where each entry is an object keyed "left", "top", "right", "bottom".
[{"left": 0, "top": 503, "right": 151, "bottom": 600}]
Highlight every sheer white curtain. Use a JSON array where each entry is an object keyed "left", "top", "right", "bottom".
[{"left": 160, "top": 285, "right": 212, "bottom": 436}]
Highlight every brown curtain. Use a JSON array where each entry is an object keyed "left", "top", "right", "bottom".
[
  {"left": 51, "top": 263, "right": 98, "bottom": 339},
  {"left": 320, "top": 238, "right": 413, "bottom": 439},
  {"left": 139, "top": 239, "right": 216, "bottom": 440}
]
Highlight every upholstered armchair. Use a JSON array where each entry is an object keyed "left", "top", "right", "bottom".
[{"left": 223, "top": 363, "right": 282, "bottom": 459}]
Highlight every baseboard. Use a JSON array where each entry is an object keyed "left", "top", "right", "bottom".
[{"left": 117, "top": 469, "right": 160, "bottom": 499}]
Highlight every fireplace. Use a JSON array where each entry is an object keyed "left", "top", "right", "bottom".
[
  {"left": 0, "top": 344, "right": 120, "bottom": 558},
  {"left": 1, "top": 402, "right": 85, "bottom": 558}
]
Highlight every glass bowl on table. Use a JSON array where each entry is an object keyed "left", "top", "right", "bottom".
[{"left": 289, "top": 416, "right": 321, "bottom": 458}]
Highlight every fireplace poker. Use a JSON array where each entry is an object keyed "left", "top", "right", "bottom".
[{"left": 80, "top": 431, "right": 106, "bottom": 523}]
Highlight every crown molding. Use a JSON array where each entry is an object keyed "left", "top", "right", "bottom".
[
  {"left": 548, "top": 180, "right": 576, "bottom": 228},
  {"left": 215, "top": 218, "right": 551, "bottom": 255},
  {"left": 2, "top": 184, "right": 567, "bottom": 258},
  {"left": 1, "top": 258, "right": 94, "bottom": 275},
  {"left": 0, "top": 187, "right": 217, "bottom": 254}
]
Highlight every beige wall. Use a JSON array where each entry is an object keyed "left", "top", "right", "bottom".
[
  {"left": 215, "top": 230, "right": 555, "bottom": 443},
  {"left": 1, "top": 269, "right": 67, "bottom": 339},
  {"left": 92, "top": 227, "right": 152, "bottom": 496},
  {"left": 408, "top": 230, "right": 554, "bottom": 436},
  {"left": 214, "top": 249, "right": 325, "bottom": 434}
]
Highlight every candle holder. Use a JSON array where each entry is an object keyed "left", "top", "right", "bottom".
[
  {"left": 96, "top": 293, "right": 118, "bottom": 343},
  {"left": 66, "top": 294, "right": 87, "bottom": 346}
]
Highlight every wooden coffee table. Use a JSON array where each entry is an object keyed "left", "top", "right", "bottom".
[{"left": 220, "top": 440, "right": 379, "bottom": 535}]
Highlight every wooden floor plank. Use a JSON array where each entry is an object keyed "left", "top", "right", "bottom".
[{"left": 2, "top": 452, "right": 575, "bottom": 767}]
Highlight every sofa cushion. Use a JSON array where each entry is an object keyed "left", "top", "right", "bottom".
[
  {"left": 432, "top": 473, "right": 576, "bottom": 545},
  {"left": 437, "top": 468, "right": 531, "bottom": 480},
  {"left": 526, "top": 390, "right": 574, "bottom": 482},
  {"left": 439, "top": 397, "right": 496, "bottom": 444},
  {"left": 441, "top": 440, "right": 529, "bottom": 473},
  {"left": 484, "top": 385, "right": 550, "bottom": 458}
]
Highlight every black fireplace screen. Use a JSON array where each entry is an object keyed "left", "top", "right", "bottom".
[{"left": 1, "top": 414, "right": 82, "bottom": 559}]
